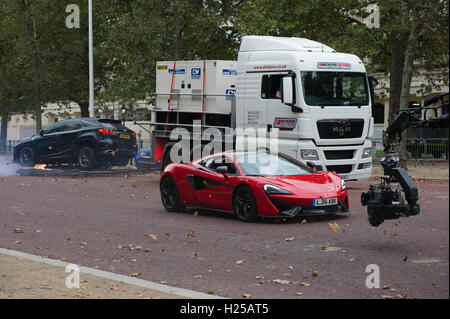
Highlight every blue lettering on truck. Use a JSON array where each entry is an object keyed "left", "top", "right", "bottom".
[
  {"left": 169, "top": 68, "right": 186, "bottom": 75},
  {"left": 222, "top": 69, "right": 237, "bottom": 75}
]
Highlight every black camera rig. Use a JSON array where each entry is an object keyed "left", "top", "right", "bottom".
[{"left": 361, "top": 92, "right": 449, "bottom": 226}]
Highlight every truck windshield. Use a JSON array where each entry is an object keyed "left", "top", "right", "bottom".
[{"left": 301, "top": 71, "right": 369, "bottom": 106}]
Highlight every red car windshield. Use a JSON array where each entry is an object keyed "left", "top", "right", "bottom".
[{"left": 234, "top": 152, "right": 314, "bottom": 176}]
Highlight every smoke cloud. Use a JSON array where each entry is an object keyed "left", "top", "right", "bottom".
[{"left": 0, "top": 155, "right": 18, "bottom": 177}]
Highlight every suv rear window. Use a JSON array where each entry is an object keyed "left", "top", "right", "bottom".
[{"left": 98, "top": 120, "right": 129, "bottom": 132}]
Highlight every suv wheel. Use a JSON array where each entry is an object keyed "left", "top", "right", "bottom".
[
  {"left": 18, "top": 146, "right": 35, "bottom": 167},
  {"left": 78, "top": 147, "right": 96, "bottom": 170}
]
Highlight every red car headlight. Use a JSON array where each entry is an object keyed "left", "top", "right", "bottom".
[{"left": 263, "top": 184, "right": 292, "bottom": 195}]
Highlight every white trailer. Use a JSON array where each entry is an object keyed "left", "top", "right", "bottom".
[{"left": 140, "top": 36, "right": 375, "bottom": 180}]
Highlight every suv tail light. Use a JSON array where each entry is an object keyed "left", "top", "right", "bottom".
[{"left": 98, "top": 128, "right": 118, "bottom": 135}]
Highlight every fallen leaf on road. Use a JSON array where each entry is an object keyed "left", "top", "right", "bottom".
[
  {"left": 382, "top": 285, "right": 390, "bottom": 290},
  {"left": 148, "top": 234, "right": 158, "bottom": 240},
  {"left": 328, "top": 223, "right": 340, "bottom": 232},
  {"left": 272, "top": 279, "right": 292, "bottom": 285},
  {"left": 194, "top": 275, "right": 202, "bottom": 278},
  {"left": 129, "top": 273, "right": 141, "bottom": 277},
  {"left": 299, "top": 282, "right": 311, "bottom": 287},
  {"left": 242, "top": 294, "right": 251, "bottom": 299},
  {"left": 381, "top": 295, "right": 394, "bottom": 299},
  {"left": 187, "top": 229, "right": 196, "bottom": 238},
  {"left": 285, "top": 237, "right": 295, "bottom": 241},
  {"left": 296, "top": 292, "right": 303, "bottom": 296},
  {"left": 300, "top": 219, "right": 307, "bottom": 224},
  {"left": 13, "top": 228, "right": 24, "bottom": 233},
  {"left": 235, "top": 260, "right": 244, "bottom": 265},
  {"left": 403, "top": 256, "right": 408, "bottom": 262},
  {"left": 312, "top": 270, "right": 318, "bottom": 277},
  {"left": 193, "top": 211, "right": 199, "bottom": 216},
  {"left": 431, "top": 280, "right": 437, "bottom": 286}
]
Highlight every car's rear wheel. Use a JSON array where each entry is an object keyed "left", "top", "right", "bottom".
[
  {"left": 18, "top": 146, "right": 35, "bottom": 167},
  {"left": 160, "top": 176, "right": 184, "bottom": 212},
  {"left": 233, "top": 185, "right": 257, "bottom": 222},
  {"left": 78, "top": 147, "right": 96, "bottom": 170}
]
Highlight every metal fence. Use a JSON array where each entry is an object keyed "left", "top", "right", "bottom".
[
  {"left": 372, "top": 138, "right": 449, "bottom": 160},
  {"left": 0, "top": 140, "right": 20, "bottom": 154}
]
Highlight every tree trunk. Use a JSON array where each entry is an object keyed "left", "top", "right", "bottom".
[
  {"left": 79, "top": 102, "right": 90, "bottom": 118},
  {"left": 0, "top": 115, "right": 7, "bottom": 153},
  {"left": 388, "top": 35, "right": 407, "bottom": 126},
  {"left": 398, "top": 17, "right": 420, "bottom": 169}
]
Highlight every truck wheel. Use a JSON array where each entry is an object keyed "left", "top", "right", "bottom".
[
  {"left": 78, "top": 147, "right": 96, "bottom": 170},
  {"left": 233, "top": 185, "right": 257, "bottom": 222},
  {"left": 160, "top": 176, "right": 185, "bottom": 212},
  {"left": 18, "top": 146, "right": 35, "bottom": 167}
]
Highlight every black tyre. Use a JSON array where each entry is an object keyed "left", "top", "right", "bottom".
[
  {"left": 160, "top": 176, "right": 184, "bottom": 212},
  {"left": 18, "top": 146, "right": 35, "bottom": 167},
  {"left": 160, "top": 150, "right": 173, "bottom": 173},
  {"left": 78, "top": 147, "right": 96, "bottom": 170},
  {"left": 233, "top": 185, "right": 258, "bottom": 222}
]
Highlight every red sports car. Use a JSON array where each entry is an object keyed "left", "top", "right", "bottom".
[{"left": 160, "top": 151, "right": 349, "bottom": 222}]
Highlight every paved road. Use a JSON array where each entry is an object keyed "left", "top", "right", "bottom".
[{"left": 0, "top": 173, "right": 448, "bottom": 299}]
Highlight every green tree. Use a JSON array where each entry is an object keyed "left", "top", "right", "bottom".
[{"left": 234, "top": 0, "right": 449, "bottom": 169}]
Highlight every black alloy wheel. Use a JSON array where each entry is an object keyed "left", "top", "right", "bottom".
[
  {"left": 18, "top": 146, "right": 35, "bottom": 167},
  {"left": 160, "top": 176, "right": 184, "bottom": 212},
  {"left": 78, "top": 147, "right": 96, "bottom": 170},
  {"left": 233, "top": 185, "right": 257, "bottom": 222}
]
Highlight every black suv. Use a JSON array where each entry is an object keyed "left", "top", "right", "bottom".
[{"left": 13, "top": 118, "right": 138, "bottom": 170}]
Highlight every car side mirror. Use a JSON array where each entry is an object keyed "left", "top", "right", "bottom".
[
  {"left": 216, "top": 165, "right": 229, "bottom": 175},
  {"left": 306, "top": 161, "right": 316, "bottom": 170}
]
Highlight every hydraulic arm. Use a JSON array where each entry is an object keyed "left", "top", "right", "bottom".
[{"left": 361, "top": 93, "right": 449, "bottom": 226}]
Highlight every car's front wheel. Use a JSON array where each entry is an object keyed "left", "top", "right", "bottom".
[
  {"left": 78, "top": 147, "right": 96, "bottom": 170},
  {"left": 233, "top": 185, "right": 257, "bottom": 222},
  {"left": 18, "top": 146, "right": 35, "bottom": 167},
  {"left": 160, "top": 175, "right": 184, "bottom": 212}
]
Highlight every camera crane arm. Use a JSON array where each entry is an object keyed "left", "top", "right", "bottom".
[{"left": 361, "top": 92, "right": 449, "bottom": 226}]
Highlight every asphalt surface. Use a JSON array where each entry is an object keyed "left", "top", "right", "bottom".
[{"left": 0, "top": 172, "right": 448, "bottom": 299}]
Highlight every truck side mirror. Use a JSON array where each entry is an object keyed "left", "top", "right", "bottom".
[
  {"left": 281, "top": 76, "right": 294, "bottom": 105},
  {"left": 281, "top": 75, "right": 303, "bottom": 113}
]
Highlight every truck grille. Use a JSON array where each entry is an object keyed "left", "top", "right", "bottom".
[
  {"left": 326, "top": 165, "right": 353, "bottom": 174},
  {"left": 324, "top": 150, "right": 355, "bottom": 160},
  {"left": 317, "top": 119, "right": 364, "bottom": 139}
]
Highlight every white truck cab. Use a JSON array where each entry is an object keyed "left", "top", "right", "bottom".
[
  {"left": 235, "top": 36, "right": 373, "bottom": 180},
  {"left": 147, "top": 36, "right": 374, "bottom": 180}
]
